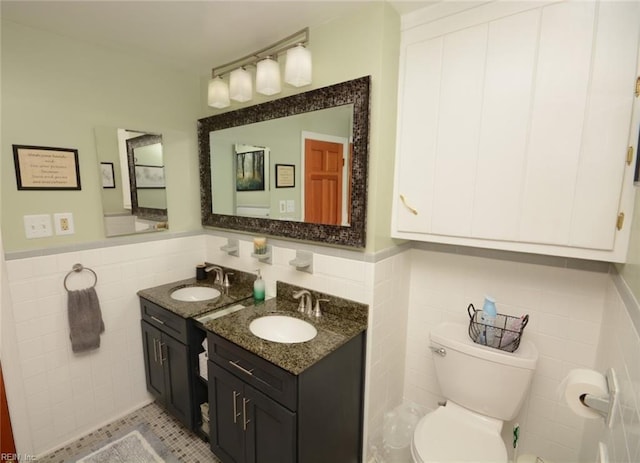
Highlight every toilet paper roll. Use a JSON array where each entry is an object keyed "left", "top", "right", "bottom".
[{"left": 562, "top": 369, "right": 608, "bottom": 419}]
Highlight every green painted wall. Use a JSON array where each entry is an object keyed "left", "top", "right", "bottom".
[
  {"left": 200, "top": 2, "right": 401, "bottom": 252},
  {"left": 1, "top": 20, "right": 202, "bottom": 252},
  {"left": 3, "top": 3, "right": 400, "bottom": 254}
]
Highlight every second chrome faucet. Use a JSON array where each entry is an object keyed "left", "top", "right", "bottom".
[
  {"left": 293, "top": 290, "right": 327, "bottom": 318},
  {"left": 204, "top": 263, "right": 232, "bottom": 287}
]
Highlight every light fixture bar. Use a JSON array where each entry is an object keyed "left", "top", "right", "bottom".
[{"left": 211, "top": 27, "right": 309, "bottom": 78}]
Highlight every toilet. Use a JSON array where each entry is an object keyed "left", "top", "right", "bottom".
[{"left": 412, "top": 322, "right": 538, "bottom": 462}]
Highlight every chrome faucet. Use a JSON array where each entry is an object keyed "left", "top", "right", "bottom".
[
  {"left": 204, "top": 263, "right": 224, "bottom": 285},
  {"left": 293, "top": 290, "right": 313, "bottom": 315},
  {"left": 312, "top": 298, "right": 329, "bottom": 318}
]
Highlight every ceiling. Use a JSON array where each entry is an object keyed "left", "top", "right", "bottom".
[{"left": 2, "top": 1, "right": 434, "bottom": 76}]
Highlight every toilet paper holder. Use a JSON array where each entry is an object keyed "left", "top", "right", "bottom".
[{"left": 580, "top": 368, "right": 618, "bottom": 428}]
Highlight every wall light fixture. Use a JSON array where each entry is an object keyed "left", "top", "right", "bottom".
[{"left": 207, "top": 28, "right": 311, "bottom": 109}]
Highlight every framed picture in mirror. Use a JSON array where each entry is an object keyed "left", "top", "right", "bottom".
[
  {"left": 100, "top": 162, "right": 115, "bottom": 188},
  {"left": 236, "top": 150, "right": 265, "bottom": 191},
  {"left": 275, "top": 164, "right": 295, "bottom": 188}
]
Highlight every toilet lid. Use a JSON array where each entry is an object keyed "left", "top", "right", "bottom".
[{"left": 412, "top": 404, "right": 507, "bottom": 463}]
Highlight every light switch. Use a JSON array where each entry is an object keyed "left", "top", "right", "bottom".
[
  {"left": 24, "top": 214, "right": 53, "bottom": 239},
  {"left": 279, "top": 200, "right": 286, "bottom": 213},
  {"left": 54, "top": 212, "right": 75, "bottom": 235}
]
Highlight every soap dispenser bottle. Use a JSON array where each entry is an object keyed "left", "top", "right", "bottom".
[
  {"left": 481, "top": 296, "right": 497, "bottom": 347},
  {"left": 253, "top": 269, "right": 265, "bottom": 301}
]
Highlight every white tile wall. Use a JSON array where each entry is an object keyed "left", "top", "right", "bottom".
[
  {"left": 402, "top": 248, "right": 610, "bottom": 463},
  {"left": 8, "top": 234, "right": 633, "bottom": 462},
  {"left": 4, "top": 235, "right": 204, "bottom": 456},
  {"left": 4, "top": 233, "right": 397, "bottom": 460},
  {"left": 203, "top": 234, "right": 407, "bottom": 460},
  {"left": 581, "top": 278, "right": 640, "bottom": 463}
]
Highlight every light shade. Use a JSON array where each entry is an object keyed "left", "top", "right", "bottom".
[
  {"left": 208, "top": 76, "right": 230, "bottom": 108},
  {"left": 230, "top": 68, "right": 253, "bottom": 102},
  {"left": 285, "top": 44, "right": 312, "bottom": 87},
  {"left": 256, "top": 57, "right": 281, "bottom": 96}
]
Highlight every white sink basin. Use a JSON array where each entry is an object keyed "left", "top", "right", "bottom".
[
  {"left": 249, "top": 315, "right": 317, "bottom": 343},
  {"left": 170, "top": 286, "right": 221, "bottom": 302}
]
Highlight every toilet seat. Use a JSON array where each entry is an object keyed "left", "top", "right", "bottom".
[{"left": 411, "top": 402, "right": 507, "bottom": 463}]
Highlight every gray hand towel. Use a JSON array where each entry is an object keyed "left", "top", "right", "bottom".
[{"left": 67, "top": 287, "right": 105, "bottom": 353}]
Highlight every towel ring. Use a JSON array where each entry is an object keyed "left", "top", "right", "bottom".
[{"left": 64, "top": 263, "right": 98, "bottom": 291}]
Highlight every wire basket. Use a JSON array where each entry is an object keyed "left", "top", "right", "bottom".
[{"left": 467, "top": 303, "right": 529, "bottom": 353}]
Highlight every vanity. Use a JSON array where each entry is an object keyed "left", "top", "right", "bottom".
[
  {"left": 137, "top": 266, "right": 256, "bottom": 437},
  {"left": 137, "top": 274, "right": 368, "bottom": 463},
  {"left": 134, "top": 76, "right": 371, "bottom": 461}
]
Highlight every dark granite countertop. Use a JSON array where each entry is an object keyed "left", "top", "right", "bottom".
[
  {"left": 137, "top": 267, "right": 255, "bottom": 319},
  {"left": 203, "top": 282, "right": 368, "bottom": 375}
]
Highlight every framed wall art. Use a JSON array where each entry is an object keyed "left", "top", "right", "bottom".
[{"left": 13, "top": 145, "right": 81, "bottom": 190}]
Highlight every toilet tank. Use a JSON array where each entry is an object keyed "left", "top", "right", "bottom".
[{"left": 430, "top": 322, "right": 538, "bottom": 421}]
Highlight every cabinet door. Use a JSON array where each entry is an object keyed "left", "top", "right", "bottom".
[
  {"left": 394, "top": 0, "right": 640, "bottom": 261},
  {"left": 141, "top": 321, "right": 165, "bottom": 400},
  {"left": 161, "top": 333, "right": 193, "bottom": 428},
  {"left": 244, "top": 384, "right": 296, "bottom": 463},
  {"left": 210, "top": 364, "right": 245, "bottom": 463}
]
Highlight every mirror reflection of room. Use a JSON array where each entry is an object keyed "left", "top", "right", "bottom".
[
  {"left": 95, "top": 127, "right": 168, "bottom": 237},
  {"left": 209, "top": 104, "right": 352, "bottom": 225}
]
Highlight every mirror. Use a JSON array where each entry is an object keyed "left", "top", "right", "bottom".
[
  {"left": 198, "top": 76, "right": 370, "bottom": 248},
  {"left": 95, "top": 127, "right": 169, "bottom": 237},
  {"left": 210, "top": 106, "right": 352, "bottom": 224}
]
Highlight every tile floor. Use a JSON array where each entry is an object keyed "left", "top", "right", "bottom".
[{"left": 39, "top": 402, "right": 219, "bottom": 462}]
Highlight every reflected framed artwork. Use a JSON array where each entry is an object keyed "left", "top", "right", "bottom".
[
  {"left": 236, "top": 150, "right": 265, "bottom": 191},
  {"left": 275, "top": 164, "right": 295, "bottom": 188},
  {"left": 100, "top": 162, "right": 115, "bottom": 188}
]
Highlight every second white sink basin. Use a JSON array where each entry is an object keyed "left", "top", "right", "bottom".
[
  {"left": 171, "top": 286, "right": 221, "bottom": 302},
  {"left": 249, "top": 315, "right": 317, "bottom": 343}
]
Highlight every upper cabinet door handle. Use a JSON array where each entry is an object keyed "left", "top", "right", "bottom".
[{"left": 400, "top": 194, "right": 418, "bottom": 215}]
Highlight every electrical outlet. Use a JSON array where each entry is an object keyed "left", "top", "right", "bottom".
[
  {"left": 286, "top": 200, "right": 295, "bottom": 212},
  {"left": 54, "top": 212, "right": 75, "bottom": 235},
  {"left": 24, "top": 214, "right": 53, "bottom": 239}
]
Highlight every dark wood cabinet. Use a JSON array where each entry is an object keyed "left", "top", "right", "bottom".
[
  {"left": 208, "top": 332, "right": 365, "bottom": 463},
  {"left": 140, "top": 298, "right": 195, "bottom": 430},
  {"left": 141, "top": 320, "right": 193, "bottom": 428},
  {"left": 210, "top": 364, "right": 296, "bottom": 463}
]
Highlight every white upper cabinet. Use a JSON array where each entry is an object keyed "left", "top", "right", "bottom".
[{"left": 392, "top": 0, "right": 640, "bottom": 262}]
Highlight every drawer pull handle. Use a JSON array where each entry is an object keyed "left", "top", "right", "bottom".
[
  {"left": 400, "top": 194, "right": 418, "bottom": 215},
  {"left": 150, "top": 315, "right": 165, "bottom": 325},
  {"left": 232, "top": 390, "right": 241, "bottom": 423},
  {"left": 242, "top": 398, "right": 251, "bottom": 431},
  {"left": 229, "top": 360, "right": 254, "bottom": 377}
]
